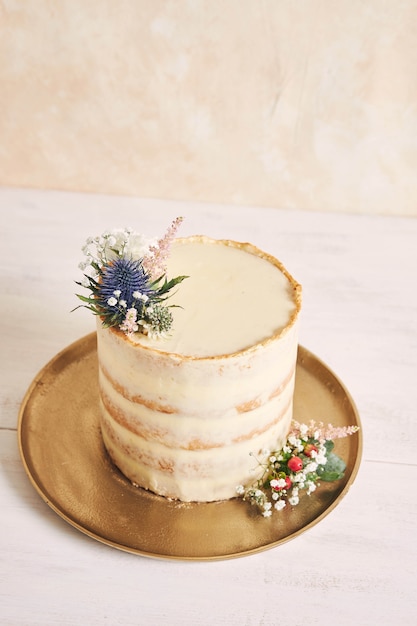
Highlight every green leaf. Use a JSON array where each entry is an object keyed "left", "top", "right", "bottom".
[
  {"left": 86, "top": 275, "right": 100, "bottom": 287},
  {"left": 316, "top": 452, "right": 346, "bottom": 482},
  {"left": 71, "top": 303, "right": 99, "bottom": 315},
  {"left": 156, "top": 275, "right": 189, "bottom": 296},
  {"left": 75, "top": 294, "right": 97, "bottom": 305},
  {"left": 324, "top": 440, "right": 334, "bottom": 454}
]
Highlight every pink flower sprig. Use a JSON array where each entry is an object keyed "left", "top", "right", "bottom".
[
  {"left": 290, "top": 420, "right": 359, "bottom": 444},
  {"left": 142, "top": 217, "right": 184, "bottom": 280}
]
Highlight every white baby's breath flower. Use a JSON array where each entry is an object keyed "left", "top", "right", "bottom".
[
  {"left": 288, "top": 495, "right": 299, "bottom": 506},
  {"left": 288, "top": 435, "right": 301, "bottom": 448},
  {"left": 101, "top": 229, "right": 130, "bottom": 261},
  {"left": 107, "top": 297, "right": 117, "bottom": 306},
  {"left": 274, "top": 500, "right": 286, "bottom": 511},
  {"left": 292, "top": 473, "right": 304, "bottom": 483}
]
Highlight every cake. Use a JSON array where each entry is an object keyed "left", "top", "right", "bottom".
[{"left": 77, "top": 224, "right": 302, "bottom": 502}]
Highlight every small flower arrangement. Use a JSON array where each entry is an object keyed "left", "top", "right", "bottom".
[
  {"left": 75, "top": 218, "right": 188, "bottom": 339},
  {"left": 237, "top": 420, "right": 359, "bottom": 517}
]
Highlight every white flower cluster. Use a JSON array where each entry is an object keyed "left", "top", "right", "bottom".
[{"left": 78, "top": 228, "right": 157, "bottom": 287}]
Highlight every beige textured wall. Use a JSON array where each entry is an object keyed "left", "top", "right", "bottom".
[{"left": 1, "top": 1, "right": 416, "bottom": 216}]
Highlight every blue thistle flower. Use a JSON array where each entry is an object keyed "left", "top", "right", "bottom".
[{"left": 97, "top": 257, "right": 153, "bottom": 323}]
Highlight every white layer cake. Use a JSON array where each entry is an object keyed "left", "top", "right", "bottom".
[{"left": 97, "top": 236, "right": 302, "bottom": 502}]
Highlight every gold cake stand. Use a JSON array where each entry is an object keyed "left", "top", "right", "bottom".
[{"left": 18, "top": 333, "right": 362, "bottom": 561}]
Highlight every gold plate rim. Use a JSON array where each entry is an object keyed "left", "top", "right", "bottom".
[{"left": 18, "top": 333, "right": 362, "bottom": 561}]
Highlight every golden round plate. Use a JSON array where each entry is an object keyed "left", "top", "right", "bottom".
[{"left": 18, "top": 333, "right": 362, "bottom": 561}]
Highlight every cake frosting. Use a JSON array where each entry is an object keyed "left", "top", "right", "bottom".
[{"left": 96, "top": 235, "right": 302, "bottom": 502}]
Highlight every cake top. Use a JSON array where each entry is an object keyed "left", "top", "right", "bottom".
[
  {"left": 132, "top": 236, "right": 301, "bottom": 357},
  {"left": 75, "top": 219, "right": 301, "bottom": 357}
]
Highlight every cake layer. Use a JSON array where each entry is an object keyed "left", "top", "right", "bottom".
[
  {"left": 101, "top": 401, "right": 292, "bottom": 502},
  {"left": 97, "top": 318, "right": 298, "bottom": 418},
  {"left": 96, "top": 236, "right": 302, "bottom": 502},
  {"left": 99, "top": 363, "right": 295, "bottom": 450}
]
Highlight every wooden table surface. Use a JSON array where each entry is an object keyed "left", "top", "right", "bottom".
[{"left": 1, "top": 188, "right": 416, "bottom": 625}]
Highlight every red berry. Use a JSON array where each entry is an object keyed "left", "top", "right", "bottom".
[
  {"left": 304, "top": 443, "right": 318, "bottom": 457},
  {"left": 288, "top": 456, "right": 303, "bottom": 472}
]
